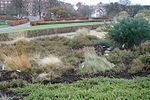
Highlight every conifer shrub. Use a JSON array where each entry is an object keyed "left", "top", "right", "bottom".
[{"left": 109, "top": 18, "right": 150, "bottom": 49}]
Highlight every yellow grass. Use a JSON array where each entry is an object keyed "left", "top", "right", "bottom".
[{"left": 0, "top": 49, "right": 31, "bottom": 71}]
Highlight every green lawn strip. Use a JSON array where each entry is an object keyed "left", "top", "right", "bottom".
[
  {"left": 11, "top": 77, "right": 150, "bottom": 100},
  {"left": 0, "top": 22, "right": 103, "bottom": 33},
  {"left": 0, "top": 25, "right": 10, "bottom": 28}
]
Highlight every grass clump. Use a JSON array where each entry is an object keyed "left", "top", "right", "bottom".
[
  {"left": 78, "top": 47, "right": 114, "bottom": 74},
  {"left": 0, "top": 50, "right": 31, "bottom": 71},
  {"left": 30, "top": 54, "right": 74, "bottom": 81},
  {"left": 68, "top": 35, "right": 104, "bottom": 49}
]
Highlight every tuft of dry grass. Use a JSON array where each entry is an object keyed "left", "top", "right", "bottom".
[
  {"left": 15, "top": 37, "right": 29, "bottom": 44},
  {"left": 0, "top": 48, "right": 31, "bottom": 71},
  {"left": 38, "top": 55, "right": 63, "bottom": 67},
  {"left": 75, "top": 28, "right": 90, "bottom": 36}
]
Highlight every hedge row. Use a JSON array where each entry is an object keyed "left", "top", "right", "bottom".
[
  {"left": 0, "top": 16, "right": 21, "bottom": 20},
  {"left": 30, "top": 19, "right": 109, "bottom": 26},
  {"left": 43, "top": 17, "right": 109, "bottom": 21},
  {"left": 9, "top": 19, "right": 29, "bottom": 26},
  {"left": 0, "top": 24, "right": 101, "bottom": 41},
  {"left": 43, "top": 17, "right": 89, "bottom": 21}
]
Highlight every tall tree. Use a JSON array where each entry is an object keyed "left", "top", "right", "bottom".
[
  {"left": 119, "top": 0, "right": 131, "bottom": 11},
  {"left": 127, "top": 5, "right": 143, "bottom": 17},
  {"left": 119, "top": 0, "right": 131, "bottom": 5},
  {"left": 10, "top": 0, "right": 27, "bottom": 17},
  {"left": 76, "top": 2, "right": 93, "bottom": 17},
  {"left": 47, "top": 0, "right": 60, "bottom": 17},
  {"left": 106, "top": 2, "right": 122, "bottom": 18},
  {"left": 32, "top": 0, "right": 47, "bottom": 18}
]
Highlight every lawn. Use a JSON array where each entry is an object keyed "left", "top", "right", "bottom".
[
  {"left": 0, "top": 22, "right": 103, "bottom": 33},
  {"left": 0, "top": 25, "right": 10, "bottom": 28},
  {"left": 12, "top": 77, "right": 150, "bottom": 100}
]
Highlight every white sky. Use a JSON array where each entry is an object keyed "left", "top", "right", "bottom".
[{"left": 62, "top": 0, "right": 150, "bottom": 5}]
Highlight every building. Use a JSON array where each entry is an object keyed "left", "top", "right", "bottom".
[
  {"left": 91, "top": 3, "right": 108, "bottom": 18},
  {"left": 0, "top": 0, "right": 11, "bottom": 11}
]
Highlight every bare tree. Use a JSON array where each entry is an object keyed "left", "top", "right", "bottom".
[
  {"left": 47, "top": 0, "right": 60, "bottom": 17},
  {"left": 32, "top": 0, "right": 47, "bottom": 19},
  {"left": 119, "top": 0, "right": 131, "bottom": 6},
  {"left": 76, "top": 2, "right": 93, "bottom": 17},
  {"left": 11, "top": 0, "right": 27, "bottom": 17}
]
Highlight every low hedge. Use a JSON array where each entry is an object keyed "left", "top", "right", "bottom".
[
  {"left": 0, "top": 24, "right": 101, "bottom": 41},
  {"left": 31, "top": 19, "right": 106, "bottom": 26},
  {"left": 9, "top": 19, "right": 29, "bottom": 26},
  {"left": 0, "top": 16, "right": 21, "bottom": 20},
  {"left": 43, "top": 17, "right": 89, "bottom": 21}
]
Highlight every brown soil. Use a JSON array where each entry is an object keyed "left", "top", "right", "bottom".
[
  {"left": 0, "top": 69, "right": 150, "bottom": 84},
  {"left": 0, "top": 70, "right": 33, "bottom": 83}
]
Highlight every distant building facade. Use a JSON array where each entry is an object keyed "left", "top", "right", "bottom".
[
  {"left": 91, "top": 3, "right": 108, "bottom": 18},
  {"left": 0, "top": 0, "right": 11, "bottom": 11},
  {"left": 0, "top": 0, "right": 49, "bottom": 17}
]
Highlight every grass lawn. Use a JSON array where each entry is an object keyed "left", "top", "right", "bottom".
[
  {"left": 0, "top": 25, "right": 10, "bottom": 28},
  {"left": 12, "top": 77, "right": 150, "bottom": 100},
  {"left": 0, "top": 22, "right": 103, "bottom": 33}
]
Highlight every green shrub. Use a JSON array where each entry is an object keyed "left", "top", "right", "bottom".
[
  {"left": 128, "top": 58, "right": 144, "bottom": 73},
  {"left": 128, "top": 55, "right": 150, "bottom": 73},
  {"left": 139, "top": 41, "right": 150, "bottom": 54},
  {"left": 140, "top": 55, "right": 150, "bottom": 70},
  {"left": 0, "top": 79, "right": 27, "bottom": 90},
  {"left": 106, "top": 49, "right": 139, "bottom": 71},
  {"left": 109, "top": 18, "right": 150, "bottom": 48}
]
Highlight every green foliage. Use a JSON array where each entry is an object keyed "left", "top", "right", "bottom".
[
  {"left": 0, "top": 79, "right": 27, "bottom": 90},
  {"left": 107, "top": 45, "right": 150, "bottom": 73},
  {"left": 128, "top": 55, "right": 150, "bottom": 73},
  {"left": 106, "top": 2, "right": 122, "bottom": 18},
  {"left": 128, "top": 58, "right": 144, "bottom": 73},
  {"left": 107, "top": 49, "right": 138, "bottom": 64},
  {"left": 11, "top": 77, "right": 150, "bottom": 100},
  {"left": 106, "top": 49, "right": 139, "bottom": 71},
  {"left": 139, "top": 41, "right": 150, "bottom": 54},
  {"left": 109, "top": 18, "right": 150, "bottom": 48}
]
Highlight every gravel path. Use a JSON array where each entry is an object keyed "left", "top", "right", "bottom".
[{"left": 0, "top": 22, "right": 30, "bottom": 31}]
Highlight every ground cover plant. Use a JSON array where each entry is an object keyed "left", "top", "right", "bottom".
[{"left": 9, "top": 77, "right": 150, "bottom": 100}]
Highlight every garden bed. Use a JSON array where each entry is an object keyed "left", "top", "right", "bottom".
[{"left": 0, "top": 69, "right": 150, "bottom": 84}]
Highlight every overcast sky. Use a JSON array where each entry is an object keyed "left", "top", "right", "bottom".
[{"left": 62, "top": 0, "right": 150, "bottom": 5}]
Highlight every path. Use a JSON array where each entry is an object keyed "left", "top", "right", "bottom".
[{"left": 0, "top": 22, "right": 30, "bottom": 31}]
